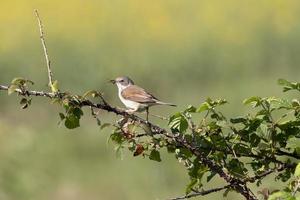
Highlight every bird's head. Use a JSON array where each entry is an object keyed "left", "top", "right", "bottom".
[{"left": 110, "top": 76, "right": 134, "bottom": 90}]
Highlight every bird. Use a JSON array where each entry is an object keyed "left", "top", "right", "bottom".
[{"left": 110, "top": 76, "right": 176, "bottom": 121}]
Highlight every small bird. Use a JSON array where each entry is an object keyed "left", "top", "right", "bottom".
[{"left": 110, "top": 76, "right": 176, "bottom": 121}]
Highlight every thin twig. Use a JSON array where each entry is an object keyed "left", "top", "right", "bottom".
[
  {"left": 34, "top": 9, "right": 53, "bottom": 87},
  {"left": 169, "top": 185, "right": 230, "bottom": 200},
  {"left": 0, "top": 85, "right": 55, "bottom": 98}
]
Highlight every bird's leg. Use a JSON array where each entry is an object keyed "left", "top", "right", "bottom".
[{"left": 146, "top": 107, "right": 149, "bottom": 123}]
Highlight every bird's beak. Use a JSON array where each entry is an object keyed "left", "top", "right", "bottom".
[{"left": 109, "top": 79, "right": 116, "bottom": 84}]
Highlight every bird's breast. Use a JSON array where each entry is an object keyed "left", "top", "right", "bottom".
[{"left": 118, "top": 90, "right": 141, "bottom": 110}]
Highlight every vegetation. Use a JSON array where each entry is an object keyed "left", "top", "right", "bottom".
[{"left": 1, "top": 2, "right": 300, "bottom": 200}]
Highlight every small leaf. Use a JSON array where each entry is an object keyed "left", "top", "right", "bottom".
[
  {"left": 207, "top": 171, "right": 217, "bottom": 182},
  {"left": 50, "top": 80, "right": 59, "bottom": 93},
  {"left": 65, "top": 114, "right": 80, "bottom": 129},
  {"left": 25, "top": 79, "right": 34, "bottom": 85},
  {"left": 243, "top": 96, "right": 261, "bottom": 106},
  {"left": 11, "top": 77, "right": 25, "bottom": 85},
  {"left": 20, "top": 98, "right": 27, "bottom": 105},
  {"left": 196, "top": 102, "right": 210, "bottom": 113},
  {"left": 286, "top": 137, "right": 300, "bottom": 154},
  {"left": 149, "top": 149, "right": 161, "bottom": 162},
  {"left": 294, "top": 162, "right": 300, "bottom": 177},
  {"left": 185, "top": 105, "right": 196, "bottom": 113},
  {"left": 73, "top": 107, "right": 84, "bottom": 118},
  {"left": 83, "top": 90, "right": 100, "bottom": 98},
  {"left": 109, "top": 129, "right": 124, "bottom": 145},
  {"left": 230, "top": 117, "right": 247, "bottom": 124},
  {"left": 268, "top": 191, "right": 293, "bottom": 200},
  {"left": 168, "top": 112, "right": 188, "bottom": 133},
  {"left": 278, "top": 78, "right": 291, "bottom": 86},
  {"left": 8, "top": 85, "right": 17, "bottom": 95}
]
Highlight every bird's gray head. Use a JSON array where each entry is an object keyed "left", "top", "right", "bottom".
[{"left": 110, "top": 76, "right": 134, "bottom": 90}]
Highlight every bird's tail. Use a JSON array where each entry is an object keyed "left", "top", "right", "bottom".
[{"left": 156, "top": 101, "right": 177, "bottom": 107}]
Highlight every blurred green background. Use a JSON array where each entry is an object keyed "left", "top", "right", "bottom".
[{"left": 1, "top": 0, "right": 300, "bottom": 199}]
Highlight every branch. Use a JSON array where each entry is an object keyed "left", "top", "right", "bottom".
[
  {"left": 0, "top": 85, "right": 55, "bottom": 98},
  {"left": 245, "top": 163, "right": 295, "bottom": 183},
  {"left": 34, "top": 9, "right": 54, "bottom": 87},
  {"left": 0, "top": 84, "right": 257, "bottom": 199},
  {"left": 169, "top": 185, "right": 230, "bottom": 200}
]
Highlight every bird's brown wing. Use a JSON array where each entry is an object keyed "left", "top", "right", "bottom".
[{"left": 121, "top": 85, "right": 158, "bottom": 103}]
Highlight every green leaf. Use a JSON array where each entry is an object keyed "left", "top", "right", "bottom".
[
  {"left": 11, "top": 77, "right": 25, "bottom": 85},
  {"left": 228, "top": 159, "right": 247, "bottom": 178},
  {"left": 230, "top": 117, "right": 247, "bottom": 124},
  {"left": 243, "top": 96, "right": 261, "bottom": 106},
  {"left": 278, "top": 79, "right": 300, "bottom": 92},
  {"left": 196, "top": 102, "right": 210, "bottom": 113},
  {"left": 11, "top": 77, "right": 34, "bottom": 86},
  {"left": 286, "top": 137, "right": 300, "bottom": 154},
  {"left": 268, "top": 191, "right": 293, "bottom": 200},
  {"left": 169, "top": 112, "right": 188, "bottom": 133},
  {"left": 294, "top": 163, "right": 300, "bottom": 177},
  {"left": 20, "top": 98, "right": 27, "bottom": 105},
  {"left": 185, "top": 105, "right": 196, "bottom": 113},
  {"left": 83, "top": 90, "right": 100, "bottom": 98},
  {"left": 73, "top": 107, "right": 84, "bottom": 118},
  {"left": 8, "top": 85, "right": 17, "bottom": 95},
  {"left": 216, "top": 120, "right": 227, "bottom": 128},
  {"left": 50, "top": 80, "right": 59, "bottom": 93},
  {"left": 207, "top": 171, "right": 217, "bottom": 182},
  {"left": 278, "top": 78, "right": 291, "bottom": 86},
  {"left": 109, "top": 129, "right": 124, "bottom": 145},
  {"left": 249, "top": 133, "right": 261, "bottom": 147},
  {"left": 149, "top": 149, "right": 161, "bottom": 162},
  {"left": 65, "top": 114, "right": 80, "bottom": 129}
]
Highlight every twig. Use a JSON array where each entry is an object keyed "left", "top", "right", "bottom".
[
  {"left": 0, "top": 85, "right": 55, "bottom": 98},
  {"left": 169, "top": 185, "right": 230, "bottom": 200},
  {"left": 245, "top": 163, "right": 294, "bottom": 183},
  {"left": 34, "top": 9, "right": 53, "bottom": 87}
]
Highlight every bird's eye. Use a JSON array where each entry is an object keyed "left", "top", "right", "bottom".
[{"left": 120, "top": 80, "right": 124, "bottom": 82}]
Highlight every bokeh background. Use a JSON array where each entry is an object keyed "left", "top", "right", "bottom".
[{"left": 0, "top": 1, "right": 300, "bottom": 199}]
